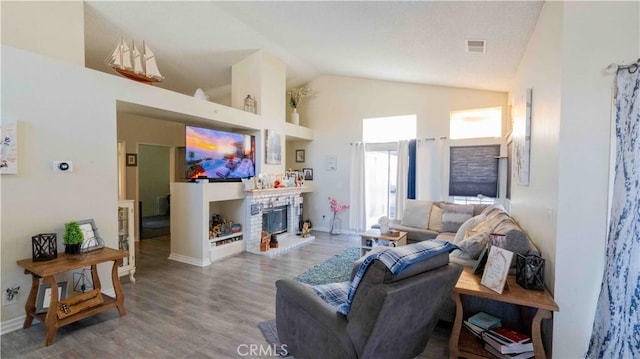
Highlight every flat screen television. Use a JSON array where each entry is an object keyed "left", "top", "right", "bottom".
[{"left": 185, "top": 125, "right": 255, "bottom": 181}]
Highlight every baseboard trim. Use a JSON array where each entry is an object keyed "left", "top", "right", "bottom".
[
  {"left": 1, "top": 315, "right": 26, "bottom": 335},
  {"left": 168, "top": 253, "right": 210, "bottom": 267}
]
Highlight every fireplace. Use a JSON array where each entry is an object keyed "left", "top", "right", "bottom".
[
  {"left": 244, "top": 187, "right": 314, "bottom": 256},
  {"left": 263, "top": 205, "right": 288, "bottom": 235}
]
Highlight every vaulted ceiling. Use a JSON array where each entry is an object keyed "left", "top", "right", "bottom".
[{"left": 84, "top": 1, "right": 543, "bottom": 101}]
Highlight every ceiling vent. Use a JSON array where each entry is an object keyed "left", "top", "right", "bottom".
[{"left": 466, "top": 39, "right": 486, "bottom": 53}]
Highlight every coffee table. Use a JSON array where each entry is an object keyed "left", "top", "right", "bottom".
[{"left": 359, "top": 230, "right": 408, "bottom": 256}]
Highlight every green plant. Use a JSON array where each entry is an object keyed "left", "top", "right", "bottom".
[{"left": 63, "top": 221, "right": 84, "bottom": 245}]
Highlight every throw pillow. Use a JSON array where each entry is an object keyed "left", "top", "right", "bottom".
[
  {"left": 401, "top": 200, "right": 432, "bottom": 229},
  {"left": 456, "top": 232, "right": 492, "bottom": 259},
  {"left": 427, "top": 205, "right": 443, "bottom": 232},
  {"left": 441, "top": 204, "right": 474, "bottom": 233},
  {"left": 453, "top": 214, "right": 486, "bottom": 245}
]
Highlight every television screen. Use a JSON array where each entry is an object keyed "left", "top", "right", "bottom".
[{"left": 185, "top": 126, "right": 255, "bottom": 181}]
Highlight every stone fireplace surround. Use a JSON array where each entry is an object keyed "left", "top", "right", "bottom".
[{"left": 245, "top": 188, "right": 314, "bottom": 256}]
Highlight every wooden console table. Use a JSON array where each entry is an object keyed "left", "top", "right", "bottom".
[
  {"left": 449, "top": 268, "right": 559, "bottom": 359},
  {"left": 17, "top": 247, "right": 128, "bottom": 346}
]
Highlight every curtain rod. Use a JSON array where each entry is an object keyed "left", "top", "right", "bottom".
[
  {"left": 605, "top": 59, "right": 640, "bottom": 74},
  {"left": 350, "top": 137, "right": 447, "bottom": 145}
]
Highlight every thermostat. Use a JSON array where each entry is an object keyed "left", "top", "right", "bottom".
[{"left": 53, "top": 161, "right": 73, "bottom": 172}]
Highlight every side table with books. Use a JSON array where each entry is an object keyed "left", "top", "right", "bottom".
[{"left": 448, "top": 268, "right": 559, "bottom": 359}]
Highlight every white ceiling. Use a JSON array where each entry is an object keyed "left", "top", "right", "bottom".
[{"left": 84, "top": 1, "right": 543, "bottom": 100}]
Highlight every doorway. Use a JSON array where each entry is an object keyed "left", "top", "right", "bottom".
[{"left": 138, "top": 144, "right": 171, "bottom": 239}]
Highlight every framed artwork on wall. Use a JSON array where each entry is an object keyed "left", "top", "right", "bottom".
[
  {"left": 513, "top": 88, "right": 532, "bottom": 186},
  {"left": 265, "top": 129, "right": 282, "bottom": 165},
  {"left": 296, "top": 149, "right": 305, "bottom": 163},
  {"left": 126, "top": 153, "right": 137, "bottom": 167},
  {"left": 0, "top": 122, "right": 18, "bottom": 174}
]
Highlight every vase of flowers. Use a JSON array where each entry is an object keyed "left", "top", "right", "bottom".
[
  {"left": 328, "top": 197, "right": 349, "bottom": 235},
  {"left": 287, "top": 87, "right": 313, "bottom": 125}
]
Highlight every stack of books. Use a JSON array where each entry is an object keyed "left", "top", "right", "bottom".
[{"left": 463, "top": 312, "right": 534, "bottom": 359}]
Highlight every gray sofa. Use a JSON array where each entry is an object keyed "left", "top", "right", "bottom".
[{"left": 276, "top": 252, "right": 462, "bottom": 359}]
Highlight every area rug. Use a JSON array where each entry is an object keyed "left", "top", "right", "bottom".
[
  {"left": 294, "top": 247, "right": 360, "bottom": 285},
  {"left": 257, "top": 319, "right": 291, "bottom": 357}
]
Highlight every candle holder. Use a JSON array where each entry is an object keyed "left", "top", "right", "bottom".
[
  {"left": 516, "top": 254, "right": 545, "bottom": 291},
  {"left": 32, "top": 233, "right": 57, "bottom": 262}
]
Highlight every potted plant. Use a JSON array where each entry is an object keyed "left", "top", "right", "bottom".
[{"left": 63, "top": 221, "right": 84, "bottom": 255}]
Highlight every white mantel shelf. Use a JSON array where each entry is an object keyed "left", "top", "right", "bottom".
[{"left": 245, "top": 184, "right": 314, "bottom": 195}]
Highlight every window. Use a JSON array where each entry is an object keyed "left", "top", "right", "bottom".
[
  {"left": 449, "top": 145, "right": 500, "bottom": 199},
  {"left": 363, "top": 115, "right": 416, "bottom": 228},
  {"left": 363, "top": 115, "right": 416, "bottom": 143},
  {"left": 450, "top": 107, "right": 502, "bottom": 140}
]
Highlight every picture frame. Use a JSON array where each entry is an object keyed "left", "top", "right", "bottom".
[
  {"left": 126, "top": 153, "right": 137, "bottom": 167},
  {"left": 77, "top": 219, "right": 105, "bottom": 253},
  {"left": 472, "top": 244, "right": 489, "bottom": 274},
  {"left": 512, "top": 88, "right": 531, "bottom": 186},
  {"left": 303, "top": 168, "right": 313, "bottom": 181},
  {"left": 295, "top": 149, "right": 305, "bottom": 163},
  {"left": 325, "top": 155, "right": 337, "bottom": 171},
  {"left": 265, "top": 129, "right": 282, "bottom": 165},
  {"left": 481, "top": 246, "right": 514, "bottom": 294},
  {"left": 0, "top": 122, "right": 18, "bottom": 174},
  {"left": 36, "top": 281, "right": 68, "bottom": 314}
]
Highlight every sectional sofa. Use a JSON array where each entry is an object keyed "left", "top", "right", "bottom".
[
  {"left": 374, "top": 200, "right": 539, "bottom": 267},
  {"left": 370, "top": 200, "right": 541, "bottom": 325}
]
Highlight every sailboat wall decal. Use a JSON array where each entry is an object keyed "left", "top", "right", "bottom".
[{"left": 105, "top": 37, "right": 164, "bottom": 84}]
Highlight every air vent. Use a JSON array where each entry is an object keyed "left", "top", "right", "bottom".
[{"left": 466, "top": 39, "right": 486, "bottom": 53}]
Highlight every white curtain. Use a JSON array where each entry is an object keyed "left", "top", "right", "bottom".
[
  {"left": 416, "top": 139, "right": 444, "bottom": 200},
  {"left": 395, "top": 140, "right": 409, "bottom": 220},
  {"left": 587, "top": 63, "right": 640, "bottom": 357},
  {"left": 349, "top": 142, "right": 366, "bottom": 232}
]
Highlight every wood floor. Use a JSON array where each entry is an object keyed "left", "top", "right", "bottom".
[{"left": 1, "top": 231, "right": 450, "bottom": 358}]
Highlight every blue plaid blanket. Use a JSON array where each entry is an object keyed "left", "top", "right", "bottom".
[{"left": 312, "top": 240, "right": 458, "bottom": 315}]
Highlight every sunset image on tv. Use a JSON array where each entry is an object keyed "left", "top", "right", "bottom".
[{"left": 185, "top": 126, "right": 255, "bottom": 180}]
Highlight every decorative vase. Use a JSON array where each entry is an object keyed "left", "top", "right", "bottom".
[
  {"left": 290, "top": 108, "right": 300, "bottom": 125},
  {"left": 330, "top": 214, "right": 342, "bottom": 235},
  {"left": 380, "top": 223, "right": 390, "bottom": 234}
]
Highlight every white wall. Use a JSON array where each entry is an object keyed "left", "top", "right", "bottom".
[
  {"left": 0, "top": 1, "right": 85, "bottom": 67},
  {"left": 0, "top": 45, "right": 294, "bottom": 326},
  {"left": 510, "top": 1, "right": 639, "bottom": 357},
  {"left": 303, "top": 75, "right": 507, "bottom": 231}
]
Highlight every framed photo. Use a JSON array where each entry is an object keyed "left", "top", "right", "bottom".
[
  {"left": 481, "top": 246, "right": 514, "bottom": 294},
  {"left": 295, "top": 149, "right": 305, "bottom": 163},
  {"left": 77, "top": 219, "right": 105, "bottom": 252},
  {"left": 325, "top": 155, "right": 337, "bottom": 171},
  {"left": 36, "top": 281, "right": 68, "bottom": 314},
  {"left": 303, "top": 168, "right": 313, "bottom": 181},
  {"left": 126, "top": 153, "right": 137, "bottom": 167}
]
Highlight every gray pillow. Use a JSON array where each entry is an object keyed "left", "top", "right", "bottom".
[
  {"left": 401, "top": 200, "right": 432, "bottom": 229},
  {"left": 441, "top": 204, "right": 474, "bottom": 233},
  {"left": 455, "top": 231, "right": 492, "bottom": 259}
]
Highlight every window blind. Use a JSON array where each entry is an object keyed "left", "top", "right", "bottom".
[{"left": 449, "top": 145, "right": 500, "bottom": 198}]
